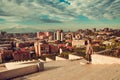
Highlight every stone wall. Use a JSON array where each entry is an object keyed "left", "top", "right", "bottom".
[{"left": 92, "top": 54, "right": 120, "bottom": 64}]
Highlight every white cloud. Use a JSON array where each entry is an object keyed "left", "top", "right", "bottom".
[{"left": 0, "top": 0, "right": 119, "bottom": 23}]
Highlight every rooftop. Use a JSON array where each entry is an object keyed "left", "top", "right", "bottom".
[{"left": 12, "top": 59, "right": 120, "bottom": 80}]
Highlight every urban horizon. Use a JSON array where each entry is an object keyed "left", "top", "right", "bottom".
[{"left": 0, "top": 25, "right": 120, "bottom": 33}]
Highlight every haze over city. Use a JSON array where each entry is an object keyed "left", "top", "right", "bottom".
[{"left": 0, "top": 0, "right": 120, "bottom": 33}]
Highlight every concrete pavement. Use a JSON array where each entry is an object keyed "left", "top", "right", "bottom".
[{"left": 12, "top": 59, "right": 120, "bottom": 80}]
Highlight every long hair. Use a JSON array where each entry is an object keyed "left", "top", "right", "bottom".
[{"left": 87, "top": 38, "right": 92, "bottom": 45}]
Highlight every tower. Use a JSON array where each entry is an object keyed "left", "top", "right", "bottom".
[
  {"left": 56, "top": 30, "right": 60, "bottom": 40},
  {"left": 34, "top": 42, "right": 42, "bottom": 57},
  {"left": 56, "top": 30, "right": 64, "bottom": 41},
  {"left": 60, "top": 30, "right": 64, "bottom": 41}
]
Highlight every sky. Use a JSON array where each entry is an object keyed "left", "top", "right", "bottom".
[{"left": 0, "top": 0, "right": 120, "bottom": 32}]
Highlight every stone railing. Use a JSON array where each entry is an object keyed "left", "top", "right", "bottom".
[
  {"left": 0, "top": 61, "right": 44, "bottom": 80},
  {"left": 92, "top": 54, "right": 120, "bottom": 64}
]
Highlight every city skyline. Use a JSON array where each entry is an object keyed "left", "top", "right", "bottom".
[{"left": 0, "top": 0, "right": 120, "bottom": 32}]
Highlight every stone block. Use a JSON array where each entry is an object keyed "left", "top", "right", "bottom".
[
  {"left": 92, "top": 54, "right": 120, "bottom": 64},
  {"left": 46, "top": 57, "right": 54, "bottom": 62},
  {"left": 56, "top": 56, "right": 67, "bottom": 61},
  {"left": 69, "top": 54, "right": 82, "bottom": 60},
  {"left": 0, "top": 61, "right": 44, "bottom": 80}
]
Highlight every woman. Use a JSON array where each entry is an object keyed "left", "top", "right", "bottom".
[{"left": 85, "top": 38, "right": 94, "bottom": 64}]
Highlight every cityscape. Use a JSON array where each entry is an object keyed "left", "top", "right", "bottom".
[
  {"left": 0, "top": 28, "right": 120, "bottom": 63},
  {"left": 0, "top": 0, "right": 120, "bottom": 80}
]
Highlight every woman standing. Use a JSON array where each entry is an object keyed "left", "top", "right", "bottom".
[{"left": 85, "top": 38, "right": 94, "bottom": 64}]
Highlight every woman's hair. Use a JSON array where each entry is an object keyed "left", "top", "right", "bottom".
[
  {"left": 85, "top": 38, "right": 92, "bottom": 45},
  {"left": 88, "top": 38, "right": 92, "bottom": 44}
]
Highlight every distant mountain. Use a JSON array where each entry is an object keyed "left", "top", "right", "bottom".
[
  {"left": 0, "top": 27, "right": 70, "bottom": 33},
  {"left": 1, "top": 27, "right": 43, "bottom": 33}
]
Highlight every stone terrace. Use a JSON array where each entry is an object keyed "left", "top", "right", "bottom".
[{"left": 12, "top": 59, "right": 120, "bottom": 80}]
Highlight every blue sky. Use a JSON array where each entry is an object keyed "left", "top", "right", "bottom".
[{"left": 0, "top": 0, "right": 120, "bottom": 32}]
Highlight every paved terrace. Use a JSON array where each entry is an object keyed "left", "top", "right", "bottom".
[{"left": 12, "top": 59, "right": 120, "bottom": 80}]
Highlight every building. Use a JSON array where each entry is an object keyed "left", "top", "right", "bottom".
[
  {"left": 92, "top": 28, "right": 96, "bottom": 32},
  {"left": 0, "top": 49, "right": 13, "bottom": 62},
  {"left": 54, "top": 30, "right": 64, "bottom": 41},
  {"left": 16, "top": 42, "right": 33, "bottom": 48},
  {"left": 72, "top": 40, "right": 86, "bottom": 48},
  {"left": 0, "top": 44, "right": 12, "bottom": 48},
  {"left": 102, "top": 41, "right": 114, "bottom": 46},
  {"left": 75, "top": 34, "right": 82, "bottom": 40},
  {"left": 34, "top": 41, "right": 59, "bottom": 57},
  {"left": 37, "top": 32, "right": 45, "bottom": 40},
  {"left": 34, "top": 42, "right": 41, "bottom": 57},
  {"left": 13, "top": 49, "right": 31, "bottom": 61},
  {"left": 37, "top": 32, "right": 54, "bottom": 40},
  {"left": 0, "top": 31, "right": 6, "bottom": 38},
  {"left": 65, "top": 32, "right": 75, "bottom": 40}
]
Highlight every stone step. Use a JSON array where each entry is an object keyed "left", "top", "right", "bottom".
[
  {"left": 38, "top": 59, "right": 45, "bottom": 62},
  {"left": 46, "top": 57, "right": 54, "bottom": 62},
  {"left": 56, "top": 56, "right": 67, "bottom": 61},
  {"left": 9, "top": 54, "right": 84, "bottom": 63},
  {"left": 69, "top": 54, "right": 83, "bottom": 60}
]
